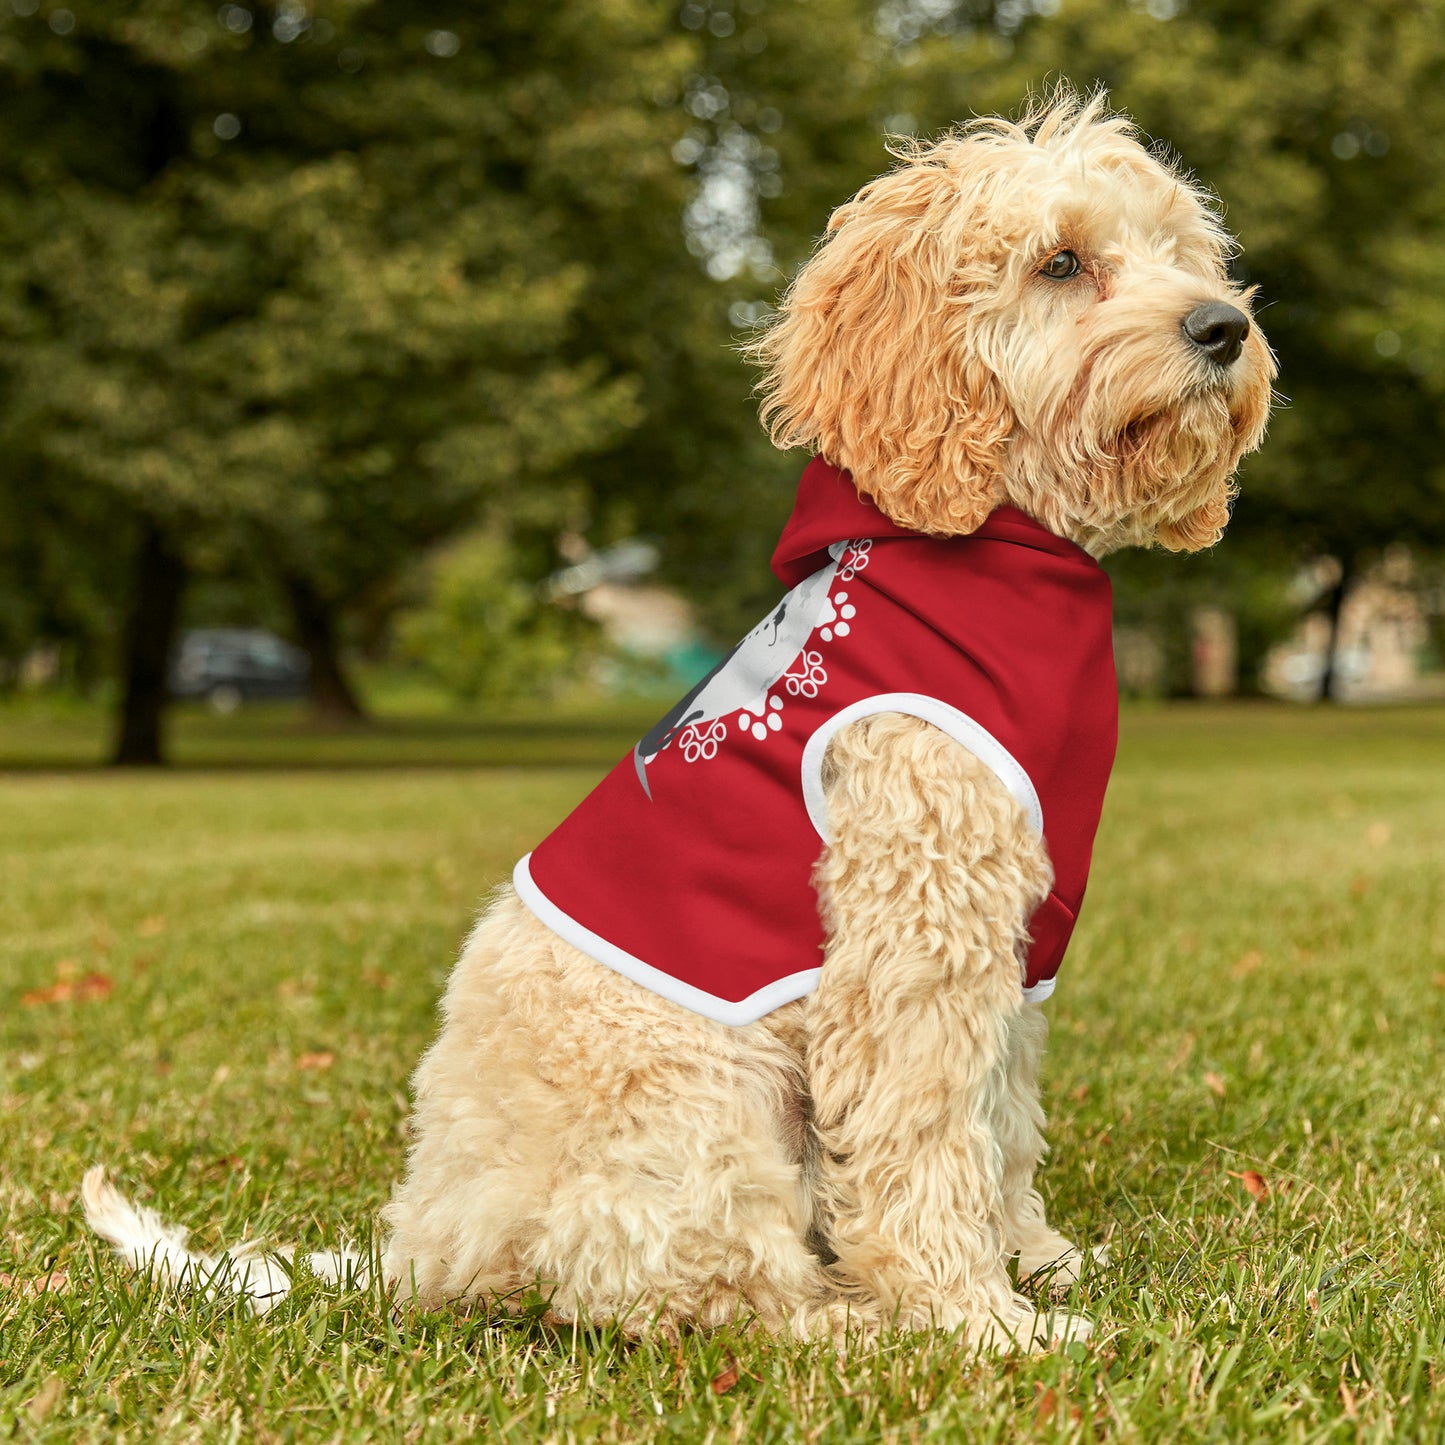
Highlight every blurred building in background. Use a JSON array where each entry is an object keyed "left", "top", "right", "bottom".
[
  {"left": 548, "top": 540, "right": 721, "bottom": 694},
  {"left": 1262, "top": 549, "right": 1440, "bottom": 701}
]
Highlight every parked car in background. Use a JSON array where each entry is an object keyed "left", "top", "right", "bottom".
[{"left": 169, "top": 629, "right": 310, "bottom": 712}]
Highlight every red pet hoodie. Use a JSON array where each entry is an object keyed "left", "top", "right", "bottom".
[{"left": 515, "top": 458, "right": 1118, "bottom": 1025}]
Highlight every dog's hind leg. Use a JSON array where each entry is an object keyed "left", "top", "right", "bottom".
[
  {"left": 515, "top": 995, "right": 835, "bottom": 1340},
  {"left": 383, "top": 892, "right": 836, "bottom": 1339},
  {"left": 805, "top": 713, "right": 1090, "bottom": 1350}
]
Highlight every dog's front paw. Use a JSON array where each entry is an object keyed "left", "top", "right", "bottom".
[
  {"left": 1018, "top": 1239, "right": 1110, "bottom": 1294},
  {"left": 970, "top": 1296, "right": 1093, "bottom": 1353}
]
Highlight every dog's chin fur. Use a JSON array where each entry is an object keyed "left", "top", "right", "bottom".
[
  {"left": 84, "top": 89, "right": 1274, "bottom": 1355},
  {"left": 1013, "top": 365, "right": 1272, "bottom": 557}
]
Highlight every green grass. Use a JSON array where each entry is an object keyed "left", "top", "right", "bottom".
[
  {"left": 2, "top": 702, "right": 1443, "bottom": 1442},
  {"left": 0, "top": 683, "right": 666, "bottom": 771}
]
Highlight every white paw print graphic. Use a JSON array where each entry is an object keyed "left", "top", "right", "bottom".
[
  {"left": 737, "top": 696, "right": 785, "bottom": 742},
  {"left": 818, "top": 590, "right": 857, "bottom": 643},
  {"left": 838, "top": 539, "right": 872, "bottom": 580},
  {"left": 678, "top": 717, "right": 727, "bottom": 761},
  {"left": 782, "top": 650, "right": 827, "bottom": 698}
]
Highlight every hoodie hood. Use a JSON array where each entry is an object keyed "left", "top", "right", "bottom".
[{"left": 771, "top": 456, "right": 1099, "bottom": 588}]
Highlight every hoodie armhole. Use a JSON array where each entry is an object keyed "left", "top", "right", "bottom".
[{"left": 799, "top": 692, "right": 1044, "bottom": 843}]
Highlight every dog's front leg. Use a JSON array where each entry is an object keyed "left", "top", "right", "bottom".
[
  {"left": 806, "top": 712, "right": 1088, "bottom": 1350},
  {"left": 994, "top": 1003, "right": 1097, "bottom": 1290}
]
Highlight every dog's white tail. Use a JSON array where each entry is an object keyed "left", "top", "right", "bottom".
[{"left": 81, "top": 1166, "right": 368, "bottom": 1315}]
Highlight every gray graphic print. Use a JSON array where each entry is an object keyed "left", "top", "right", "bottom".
[{"left": 632, "top": 556, "right": 845, "bottom": 796}]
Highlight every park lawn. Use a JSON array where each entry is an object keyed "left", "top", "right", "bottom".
[{"left": 1, "top": 702, "right": 1443, "bottom": 1443}]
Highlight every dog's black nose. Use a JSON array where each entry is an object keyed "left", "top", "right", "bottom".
[{"left": 1182, "top": 302, "right": 1251, "bottom": 366}]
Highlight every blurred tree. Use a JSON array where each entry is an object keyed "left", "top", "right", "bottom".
[
  {"left": 0, "top": 450, "right": 128, "bottom": 693},
  {"left": 0, "top": 0, "right": 914, "bottom": 753},
  {"left": 395, "top": 528, "right": 594, "bottom": 706},
  {"left": 580, "top": 0, "right": 890, "bottom": 636},
  {"left": 9, "top": 0, "right": 1445, "bottom": 740},
  {"left": 0, "top": 0, "right": 689, "bottom": 758}
]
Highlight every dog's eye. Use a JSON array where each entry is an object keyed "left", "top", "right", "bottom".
[{"left": 1041, "top": 250, "right": 1082, "bottom": 280}]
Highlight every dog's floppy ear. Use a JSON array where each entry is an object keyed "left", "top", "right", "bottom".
[{"left": 751, "top": 147, "right": 1013, "bottom": 536}]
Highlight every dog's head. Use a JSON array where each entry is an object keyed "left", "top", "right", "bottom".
[{"left": 752, "top": 90, "right": 1275, "bottom": 554}]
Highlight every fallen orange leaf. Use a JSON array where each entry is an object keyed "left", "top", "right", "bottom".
[
  {"left": 711, "top": 1357, "right": 739, "bottom": 1395},
  {"left": 0, "top": 1268, "right": 70, "bottom": 1298},
  {"left": 21, "top": 973, "right": 112, "bottom": 1007},
  {"left": 1035, "top": 1386, "right": 1058, "bottom": 1424},
  {"left": 1231, "top": 950, "right": 1263, "bottom": 978},
  {"left": 21, "top": 982, "right": 69, "bottom": 1006},
  {"left": 1204, "top": 1071, "right": 1227, "bottom": 1098},
  {"left": 1228, "top": 1169, "right": 1268, "bottom": 1200},
  {"left": 295, "top": 1051, "right": 334, "bottom": 1071}
]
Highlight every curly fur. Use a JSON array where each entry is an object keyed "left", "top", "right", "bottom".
[
  {"left": 84, "top": 89, "right": 1272, "bottom": 1354},
  {"left": 379, "top": 717, "right": 1087, "bottom": 1349}
]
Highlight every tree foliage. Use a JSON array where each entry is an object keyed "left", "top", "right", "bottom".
[
  {"left": 396, "top": 530, "right": 593, "bottom": 706},
  {"left": 3, "top": 0, "right": 1444, "bottom": 734},
  {"left": 0, "top": 0, "right": 700, "bottom": 750}
]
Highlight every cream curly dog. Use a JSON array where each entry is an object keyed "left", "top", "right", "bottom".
[{"left": 85, "top": 92, "right": 1273, "bottom": 1351}]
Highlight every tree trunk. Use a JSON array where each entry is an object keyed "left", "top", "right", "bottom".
[
  {"left": 111, "top": 523, "right": 187, "bottom": 766},
  {"left": 1316, "top": 554, "right": 1355, "bottom": 703},
  {"left": 284, "top": 572, "right": 367, "bottom": 724}
]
